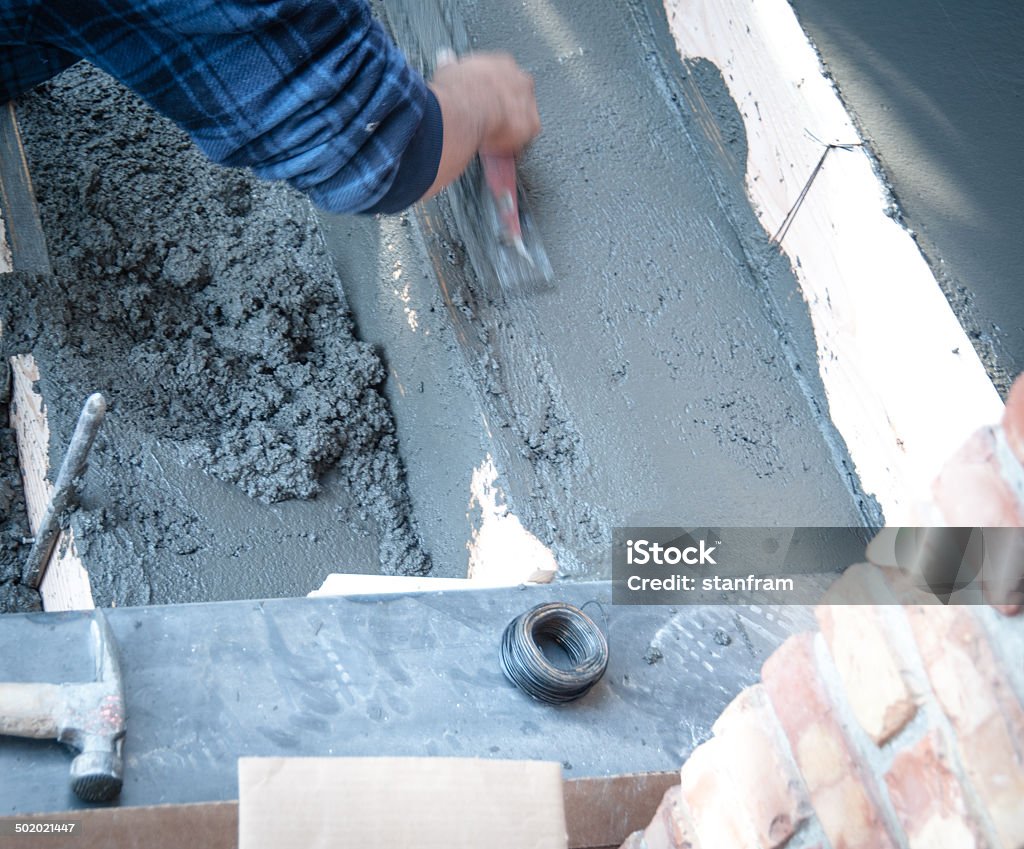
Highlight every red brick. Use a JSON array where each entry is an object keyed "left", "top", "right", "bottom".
[
  {"left": 761, "top": 634, "right": 899, "bottom": 849},
  {"left": 931, "top": 429, "right": 1024, "bottom": 526},
  {"left": 885, "top": 731, "right": 983, "bottom": 849},
  {"left": 905, "top": 605, "right": 1024, "bottom": 848},
  {"left": 641, "top": 786, "right": 697, "bottom": 849},
  {"left": 1002, "top": 374, "right": 1024, "bottom": 466},
  {"left": 817, "top": 565, "right": 917, "bottom": 745},
  {"left": 679, "top": 737, "right": 759, "bottom": 848},
  {"left": 709, "top": 685, "right": 811, "bottom": 847}
]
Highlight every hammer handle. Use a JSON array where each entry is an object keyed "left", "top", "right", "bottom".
[{"left": 0, "top": 682, "right": 63, "bottom": 739}]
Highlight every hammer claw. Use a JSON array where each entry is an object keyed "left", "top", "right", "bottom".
[{"left": 93, "top": 609, "right": 121, "bottom": 687}]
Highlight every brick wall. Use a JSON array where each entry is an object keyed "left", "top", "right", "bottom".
[
  {"left": 928, "top": 377, "right": 1024, "bottom": 534},
  {"left": 620, "top": 383, "right": 1024, "bottom": 849}
]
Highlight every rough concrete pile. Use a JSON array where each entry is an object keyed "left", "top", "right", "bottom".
[{"left": 0, "top": 63, "right": 429, "bottom": 610}]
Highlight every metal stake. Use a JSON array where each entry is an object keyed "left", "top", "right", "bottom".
[{"left": 22, "top": 393, "right": 106, "bottom": 589}]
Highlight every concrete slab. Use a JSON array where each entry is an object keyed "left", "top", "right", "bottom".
[
  {"left": 0, "top": 584, "right": 816, "bottom": 813},
  {"left": 659, "top": 0, "right": 1001, "bottom": 523},
  {"left": 321, "top": 0, "right": 872, "bottom": 580},
  {"left": 319, "top": 211, "right": 491, "bottom": 579}
]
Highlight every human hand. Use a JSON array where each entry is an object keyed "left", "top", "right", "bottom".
[
  {"left": 421, "top": 51, "right": 539, "bottom": 200},
  {"left": 429, "top": 51, "right": 541, "bottom": 155}
]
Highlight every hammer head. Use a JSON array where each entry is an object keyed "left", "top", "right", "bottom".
[{"left": 59, "top": 611, "right": 126, "bottom": 802}]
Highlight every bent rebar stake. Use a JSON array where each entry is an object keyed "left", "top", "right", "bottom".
[
  {"left": 22, "top": 392, "right": 106, "bottom": 589},
  {"left": 770, "top": 131, "right": 862, "bottom": 247}
]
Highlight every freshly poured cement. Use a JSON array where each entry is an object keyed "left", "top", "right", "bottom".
[
  {"left": 0, "top": 65, "right": 429, "bottom": 605},
  {"left": 2, "top": 0, "right": 877, "bottom": 603},
  {"left": 790, "top": 0, "right": 1024, "bottom": 393},
  {"left": 323, "top": 0, "right": 873, "bottom": 578}
]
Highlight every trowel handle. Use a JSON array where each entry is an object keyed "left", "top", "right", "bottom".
[
  {"left": 480, "top": 152, "right": 523, "bottom": 241},
  {"left": 0, "top": 682, "right": 63, "bottom": 739},
  {"left": 481, "top": 152, "right": 517, "bottom": 197}
]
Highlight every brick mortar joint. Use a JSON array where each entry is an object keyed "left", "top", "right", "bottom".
[
  {"left": 821, "top": 603, "right": 1007, "bottom": 849},
  {"left": 915, "top": 610, "right": 1014, "bottom": 848},
  {"left": 869, "top": 602, "right": 947, "bottom": 757},
  {"left": 809, "top": 631, "right": 911, "bottom": 849},
  {"left": 745, "top": 681, "right": 833, "bottom": 849}
]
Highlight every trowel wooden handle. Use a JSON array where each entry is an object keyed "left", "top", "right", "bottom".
[
  {"left": 0, "top": 682, "right": 63, "bottom": 739},
  {"left": 481, "top": 152, "right": 517, "bottom": 197},
  {"left": 480, "top": 152, "right": 523, "bottom": 240}
]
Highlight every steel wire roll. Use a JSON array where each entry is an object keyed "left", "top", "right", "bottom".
[{"left": 500, "top": 602, "right": 609, "bottom": 704}]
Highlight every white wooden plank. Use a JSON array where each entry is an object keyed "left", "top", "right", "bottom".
[
  {"left": 9, "top": 353, "right": 95, "bottom": 611},
  {"left": 662, "top": 0, "right": 1003, "bottom": 521}
]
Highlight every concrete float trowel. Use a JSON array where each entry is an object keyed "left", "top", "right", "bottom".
[{"left": 382, "top": 0, "right": 553, "bottom": 296}]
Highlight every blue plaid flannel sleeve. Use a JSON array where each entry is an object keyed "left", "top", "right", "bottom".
[{"left": 0, "top": 0, "right": 443, "bottom": 213}]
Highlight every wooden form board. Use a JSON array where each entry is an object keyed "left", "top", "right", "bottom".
[
  {"left": 8, "top": 354, "right": 94, "bottom": 611},
  {"left": 0, "top": 771, "right": 679, "bottom": 849},
  {"left": 0, "top": 103, "right": 92, "bottom": 612},
  {"left": 0, "top": 101, "right": 50, "bottom": 275},
  {"left": 237, "top": 758, "right": 568, "bottom": 849},
  {"left": 662, "top": 0, "right": 1004, "bottom": 520}
]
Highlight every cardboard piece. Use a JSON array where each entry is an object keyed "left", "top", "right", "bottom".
[
  {"left": 0, "top": 803, "right": 237, "bottom": 849},
  {"left": 564, "top": 772, "right": 678, "bottom": 849},
  {"left": 237, "top": 757, "right": 567, "bottom": 849},
  {"left": 0, "top": 770, "right": 671, "bottom": 849}
]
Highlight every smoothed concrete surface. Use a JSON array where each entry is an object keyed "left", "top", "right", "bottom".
[
  {"left": 324, "top": 0, "right": 872, "bottom": 580},
  {"left": 790, "top": 0, "right": 1024, "bottom": 393},
  {"left": 3, "top": 0, "right": 878, "bottom": 602},
  {"left": 660, "top": 0, "right": 1002, "bottom": 522}
]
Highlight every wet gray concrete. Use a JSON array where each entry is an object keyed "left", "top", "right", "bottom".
[
  {"left": 322, "top": 211, "right": 493, "bottom": 578},
  {"left": 790, "top": 0, "right": 1024, "bottom": 394},
  {"left": 323, "top": 0, "right": 874, "bottom": 580},
  {"left": 0, "top": 399, "right": 37, "bottom": 612},
  {"left": 2, "top": 1, "right": 877, "bottom": 605},
  {"left": 2, "top": 66, "right": 428, "bottom": 605}
]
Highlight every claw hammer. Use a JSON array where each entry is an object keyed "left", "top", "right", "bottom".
[{"left": 0, "top": 610, "right": 126, "bottom": 802}]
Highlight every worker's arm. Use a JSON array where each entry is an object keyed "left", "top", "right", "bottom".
[{"left": 3, "top": 0, "right": 539, "bottom": 214}]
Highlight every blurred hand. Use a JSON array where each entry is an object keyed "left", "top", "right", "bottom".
[
  {"left": 430, "top": 52, "right": 541, "bottom": 154},
  {"left": 423, "top": 51, "right": 540, "bottom": 198}
]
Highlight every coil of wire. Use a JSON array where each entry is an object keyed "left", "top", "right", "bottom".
[{"left": 500, "top": 602, "right": 609, "bottom": 704}]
